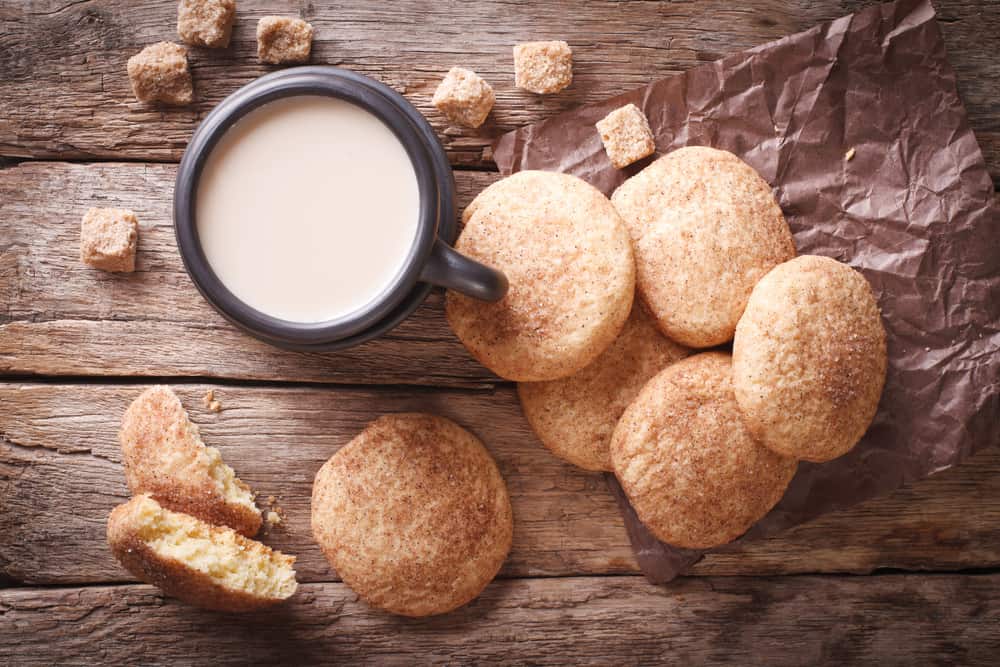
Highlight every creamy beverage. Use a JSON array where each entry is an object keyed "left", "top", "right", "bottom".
[{"left": 196, "top": 95, "right": 420, "bottom": 323}]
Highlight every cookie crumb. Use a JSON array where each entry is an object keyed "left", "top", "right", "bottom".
[
  {"left": 202, "top": 388, "right": 215, "bottom": 408},
  {"left": 264, "top": 495, "right": 284, "bottom": 529},
  {"left": 209, "top": 400, "right": 222, "bottom": 413},
  {"left": 845, "top": 147, "right": 856, "bottom": 161}
]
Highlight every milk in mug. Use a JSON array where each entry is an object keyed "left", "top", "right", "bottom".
[{"left": 196, "top": 95, "right": 421, "bottom": 323}]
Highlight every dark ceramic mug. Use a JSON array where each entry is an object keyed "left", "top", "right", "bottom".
[{"left": 174, "top": 66, "right": 507, "bottom": 351}]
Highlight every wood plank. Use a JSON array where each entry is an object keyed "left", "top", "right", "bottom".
[
  {"left": 0, "top": 161, "right": 500, "bottom": 386},
  {"left": 2, "top": 383, "right": 998, "bottom": 585},
  {"left": 1, "top": 1, "right": 997, "bottom": 178},
  {"left": 0, "top": 383, "right": 636, "bottom": 584},
  {"left": 2, "top": 575, "right": 998, "bottom": 664}
]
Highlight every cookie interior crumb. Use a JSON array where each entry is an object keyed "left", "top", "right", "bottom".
[{"left": 265, "top": 496, "right": 284, "bottom": 527}]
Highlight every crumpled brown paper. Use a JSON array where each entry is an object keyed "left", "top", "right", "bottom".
[{"left": 494, "top": 0, "right": 1000, "bottom": 583}]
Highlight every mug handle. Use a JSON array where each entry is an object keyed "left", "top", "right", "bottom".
[{"left": 419, "top": 238, "right": 509, "bottom": 302}]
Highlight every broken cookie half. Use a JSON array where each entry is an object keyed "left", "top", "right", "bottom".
[
  {"left": 108, "top": 494, "right": 297, "bottom": 612},
  {"left": 120, "top": 386, "right": 262, "bottom": 537}
]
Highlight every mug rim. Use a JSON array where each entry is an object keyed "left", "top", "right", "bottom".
[{"left": 174, "top": 67, "right": 451, "bottom": 347}]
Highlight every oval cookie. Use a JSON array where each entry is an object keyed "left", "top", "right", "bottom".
[
  {"left": 611, "top": 147, "right": 795, "bottom": 347},
  {"left": 611, "top": 352, "right": 797, "bottom": 549},
  {"left": 733, "top": 255, "right": 887, "bottom": 462},
  {"left": 518, "top": 302, "right": 690, "bottom": 471},
  {"left": 447, "top": 171, "right": 635, "bottom": 381},
  {"left": 311, "top": 413, "right": 513, "bottom": 617}
]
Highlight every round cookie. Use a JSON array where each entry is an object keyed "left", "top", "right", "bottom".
[
  {"left": 611, "top": 147, "right": 795, "bottom": 348},
  {"left": 311, "top": 413, "right": 513, "bottom": 617},
  {"left": 611, "top": 352, "right": 797, "bottom": 549},
  {"left": 446, "top": 170, "right": 635, "bottom": 381},
  {"left": 518, "top": 302, "right": 690, "bottom": 472},
  {"left": 733, "top": 255, "right": 887, "bottom": 463}
]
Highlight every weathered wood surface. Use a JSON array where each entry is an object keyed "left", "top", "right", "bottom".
[
  {"left": 3, "top": 1, "right": 1000, "bottom": 662},
  {"left": 2, "top": 575, "right": 998, "bottom": 665},
  {"left": 2, "top": 383, "right": 998, "bottom": 586},
  {"left": 1, "top": 0, "right": 998, "bottom": 179},
  {"left": 1, "top": 161, "right": 500, "bottom": 386},
  {"left": 0, "top": 382, "right": 634, "bottom": 584}
]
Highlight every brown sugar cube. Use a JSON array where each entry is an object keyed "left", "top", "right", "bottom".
[
  {"left": 432, "top": 67, "right": 495, "bottom": 129},
  {"left": 80, "top": 208, "right": 139, "bottom": 273},
  {"left": 177, "top": 0, "right": 236, "bottom": 49},
  {"left": 126, "top": 42, "right": 193, "bottom": 105},
  {"left": 256, "top": 16, "right": 313, "bottom": 64},
  {"left": 513, "top": 40, "right": 573, "bottom": 94},
  {"left": 596, "top": 103, "right": 656, "bottom": 168}
]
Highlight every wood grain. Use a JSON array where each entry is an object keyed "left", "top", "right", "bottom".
[
  {"left": 2, "top": 575, "right": 998, "bottom": 664},
  {"left": 2, "top": 1, "right": 998, "bottom": 661},
  {"left": 2, "top": 383, "right": 998, "bottom": 586},
  {"left": 0, "top": 161, "right": 499, "bottom": 385},
  {"left": 1, "top": 0, "right": 998, "bottom": 178},
  {"left": 0, "top": 383, "right": 634, "bottom": 584}
]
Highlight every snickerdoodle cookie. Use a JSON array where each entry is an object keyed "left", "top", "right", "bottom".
[
  {"left": 447, "top": 171, "right": 635, "bottom": 381},
  {"left": 108, "top": 494, "right": 297, "bottom": 612},
  {"left": 611, "top": 353, "right": 797, "bottom": 548},
  {"left": 733, "top": 255, "right": 887, "bottom": 462},
  {"left": 611, "top": 147, "right": 795, "bottom": 348},
  {"left": 518, "top": 302, "right": 690, "bottom": 471},
  {"left": 311, "top": 413, "right": 513, "bottom": 617},
  {"left": 120, "top": 386, "right": 261, "bottom": 537}
]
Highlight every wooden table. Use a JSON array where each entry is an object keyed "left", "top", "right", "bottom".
[{"left": 2, "top": 1, "right": 998, "bottom": 663}]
